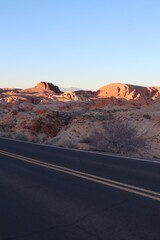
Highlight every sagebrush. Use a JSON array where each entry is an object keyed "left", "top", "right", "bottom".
[{"left": 88, "top": 121, "right": 146, "bottom": 154}]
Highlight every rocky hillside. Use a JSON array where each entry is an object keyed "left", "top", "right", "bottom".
[
  {"left": 0, "top": 81, "right": 160, "bottom": 161},
  {"left": 98, "top": 83, "right": 160, "bottom": 102}
]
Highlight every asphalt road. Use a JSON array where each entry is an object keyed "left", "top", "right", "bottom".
[{"left": 0, "top": 137, "right": 160, "bottom": 240}]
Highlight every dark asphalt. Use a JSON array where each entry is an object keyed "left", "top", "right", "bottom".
[{"left": 0, "top": 137, "right": 160, "bottom": 240}]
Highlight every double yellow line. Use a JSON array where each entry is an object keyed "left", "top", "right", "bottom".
[{"left": 0, "top": 149, "right": 160, "bottom": 201}]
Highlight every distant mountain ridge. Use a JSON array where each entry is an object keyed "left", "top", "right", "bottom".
[{"left": 60, "top": 87, "right": 82, "bottom": 92}]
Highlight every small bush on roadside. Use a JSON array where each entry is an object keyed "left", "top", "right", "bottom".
[
  {"left": 14, "top": 133, "right": 29, "bottom": 141},
  {"left": 59, "top": 139, "right": 77, "bottom": 149},
  {"left": 79, "top": 136, "right": 91, "bottom": 143},
  {"left": 0, "top": 132, "right": 13, "bottom": 139},
  {"left": 88, "top": 120, "right": 146, "bottom": 154},
  {"left": 143, "top": 113, "right": 151, "bottom": 120},
  {"left": 28, "top": 135, "right": 39, "bottom": 143}
]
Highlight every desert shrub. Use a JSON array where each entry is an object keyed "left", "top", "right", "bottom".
[
  {"left": 14, "top": 133, "right": 29, "bottom": 141},
  {"left": 59, "top": 112, "right": 72, "bottom": 125},
  {"left": 95, "top": 114, "right": 113, "bottom": 121},
  {"left": 28, "top": 135, "right": 39, "bottom": 143},
  {"left": 58, "top": 139, "right": 77, "bottom": 149},
  {"left": 79, "top": 136, "right": 91, "bottom": 143},
  {"left": 50, "top": 136, "right": 61, "bottom": 144},
  {"left": 0, "top": 132, "right": 13, "bottom": 139},
  {"left": 143, "top": 113, "right": 151, "bottom": 120},
  {"left": 88, "top": 121, "right": 146, "bottom": 154}
]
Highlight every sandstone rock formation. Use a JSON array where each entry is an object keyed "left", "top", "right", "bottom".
[
  {"left": 18, "top": 111, "right": 63, "bottom": 137},
  {"left": 61, "top": 91, "right": 79, "bottom": 100},
  {"left": 98, "top": 83, "right": 160, "bottom": 102},
  {"left": 7, "top": 96, "right": 14, "bottom": 103},
  {"left": 35, "top": 81, "right": 62, "bottom": 95},
  {"left": 0, "top": 109, "right": 64, "bottom": 138}
]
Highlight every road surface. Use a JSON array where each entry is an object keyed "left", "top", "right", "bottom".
[{"left": 0, "top": 137, "right": 160, "bottom": 240}]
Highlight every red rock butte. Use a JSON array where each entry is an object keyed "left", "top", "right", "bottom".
[
  {"left": 98, "top": 83, "right": 160, "bottom": 101},
  {"left": 35, "top": 81, "right": 62, "bottom": 95}
]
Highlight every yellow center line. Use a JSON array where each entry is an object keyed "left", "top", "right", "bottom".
[{"left": 0, "top": 149, "right": 160, "bottom": 201}]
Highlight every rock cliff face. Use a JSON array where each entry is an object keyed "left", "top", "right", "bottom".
[
  {"left": 98, "top": 83, "right": 160, "bottom": 101},
  {"left": 35, "top": 82, "right": 62, "bottom": 95}
]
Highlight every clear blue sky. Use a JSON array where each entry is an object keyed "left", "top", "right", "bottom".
[{"left": 0, "top": 0, "right": 160, "bottom": 90}]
